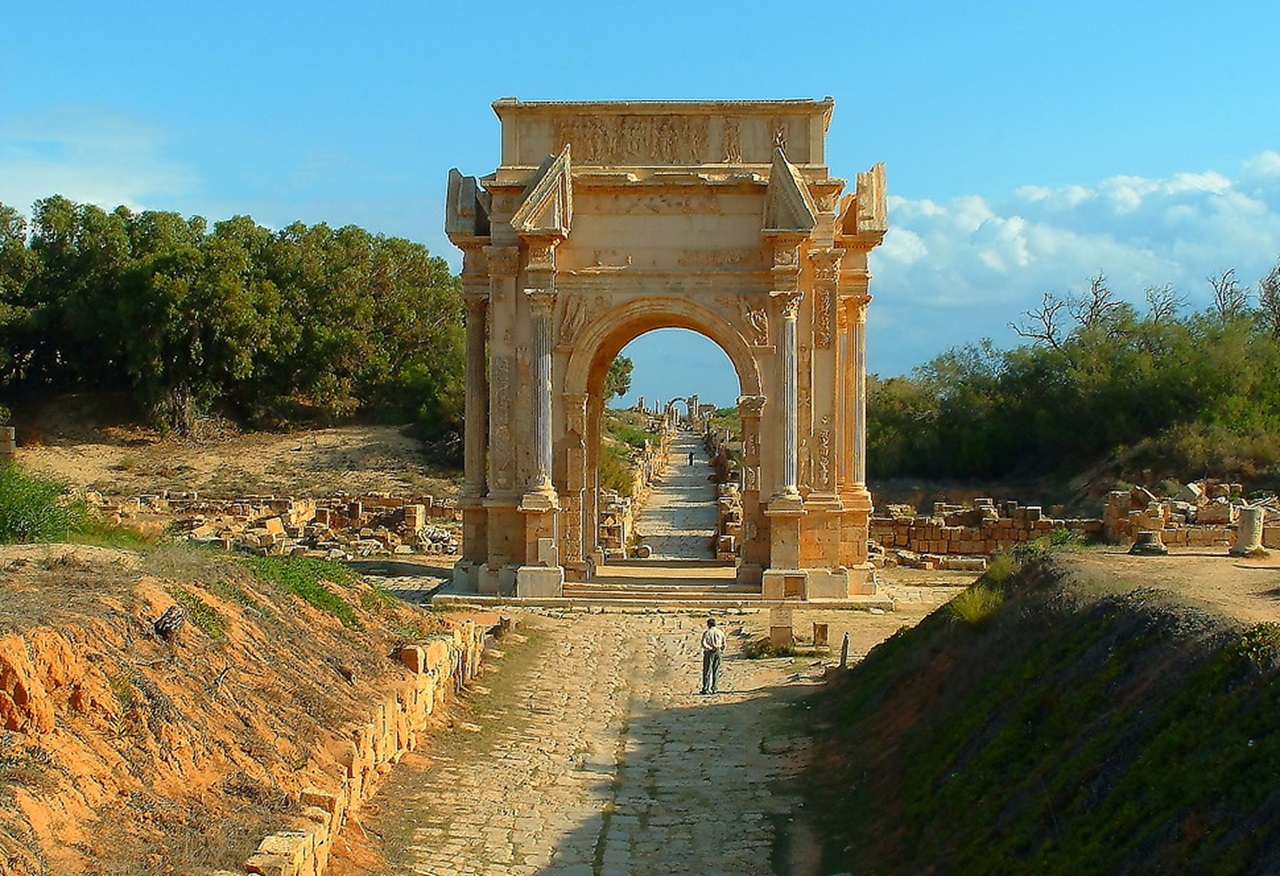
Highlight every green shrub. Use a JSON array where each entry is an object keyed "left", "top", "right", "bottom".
[
  {"left": 0, "top": 464, "right": 88, "bottom": 543},
  {"left": 949, "top": 581, "right": 1005, "bottom": 629},
  {"left": 237, "top": 555, "right": 359, "bottom": 628},
  {"left": 166, "top": 586, "right": 226, "bottom": 640},
  {"left": 599, "top": 444, "right": 636, "bottom": 496}
]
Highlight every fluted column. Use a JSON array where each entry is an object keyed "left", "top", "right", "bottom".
[
  {"left": 526, "top": 288, "right": 556, "bottom": 492},
  {"left": 463, "top": 294, "right": 489, "bottom": 499},
  {"left": 772, "top": 290, "right": 804, "bottom": 499},
  {"left": 852, "top": 294, "right": 870, "bottom": 485}
]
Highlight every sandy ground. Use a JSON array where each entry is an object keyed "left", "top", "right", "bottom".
[
  {"left": 15, "top": 423, "right": 458, "bottom": 500},
  {"left": 1063, "top": 546, "right": 1280, "bottom": 625}
]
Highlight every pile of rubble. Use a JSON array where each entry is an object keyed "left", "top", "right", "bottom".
[
  {"left": 1103, "top": 481, "right": 1280, "bottom": 548},
  {"left": 597, "top": 490, "right": 633, "bottom": 560},
  {"left": 87, "top": 490, "right": 462, "bottom": 560},
  {"left": 716, "top": 482, "right": 742, "bottom": 561}
]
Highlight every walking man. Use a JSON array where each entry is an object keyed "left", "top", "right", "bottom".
[
  {"left": 687, "top": 450, "right": 694, "bottom": 466},
  {"left": 701, "top": 618, "right": 726, "bottom": 694}
]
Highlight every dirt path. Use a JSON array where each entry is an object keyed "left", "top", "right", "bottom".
[{"left": 633, "top": 434, "right": 718, "bottom": 560}]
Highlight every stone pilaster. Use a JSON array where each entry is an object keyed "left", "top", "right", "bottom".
[
  {"left": 525, "top": 288, "right": 556, "bottom": 496},
  {"left": 462, "top": 293, "right": 489, "bottom": 500},
  {"left": 771, "top": 290, "right": 804, "bottom": 501}
]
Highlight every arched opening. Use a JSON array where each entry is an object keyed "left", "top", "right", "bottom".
[
  {"left": 559, "top": 301, "right": 765, "bottom": 589},
  {"left": 599, "top": 329, "right": 737, "bottom": 563}
]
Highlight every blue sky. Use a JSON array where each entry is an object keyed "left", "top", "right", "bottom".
[{"left": 5, "top": 2, "right": 1280, "bottom": 408}]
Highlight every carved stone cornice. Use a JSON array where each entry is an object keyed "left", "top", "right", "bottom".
[
  {"left": 485, "top": 245, "right": 520, "bottom": 277},
  {"left": 809, "top": 248, "right": 841, "bottom": 282},
  {"left": 771, "top": 290, "right": 804, "bottom": 319},
  {"left": 525, "top": 288, "right": 558, "bottom": 315},
  {"left": 737, "top": 395, "right": 767, "bottom": 417},
  {"left": 522, "top": 237, "right": 558, "bottom": 272}
]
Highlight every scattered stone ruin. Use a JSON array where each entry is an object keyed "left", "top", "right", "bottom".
[
  {"left": 87, "top": 490, "right": 463, "bottom": 559},
  {"left": 868, "top": 480, "right": 1279, "bottom": 569}
]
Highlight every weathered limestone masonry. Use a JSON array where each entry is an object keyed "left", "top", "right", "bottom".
[
  {"left": 218, "top": 616, "right": 492, "bottom": 876},
  {"left": 447, "top": 98, "right": 887, "bottom": 601},
  {"left": 869, "top": 484, "right": 1280, "bottom": 565},
  {"left": 871, "top": 500, "right": 1102, "bottom": 561},
  {"left": 86, "top": 490, "right": 462, "bottom": 558}
]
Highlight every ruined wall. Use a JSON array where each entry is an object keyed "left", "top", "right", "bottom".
[{"left": 227, "top": 618, "right": 492, "bottom": 876}]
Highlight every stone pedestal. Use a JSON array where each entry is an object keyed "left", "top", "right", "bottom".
[{"left": 1231, "top": 506, "right": 1267, "bottom": 556}]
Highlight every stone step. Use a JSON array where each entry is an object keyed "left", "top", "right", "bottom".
[{"left": 563, "top": 583, "right": 762, "bottom": 602}]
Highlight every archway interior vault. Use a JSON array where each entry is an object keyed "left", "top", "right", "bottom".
[{"left": 445, "top": 97, "right": 888, "bottom": 601}]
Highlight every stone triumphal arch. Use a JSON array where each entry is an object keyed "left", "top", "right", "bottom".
[{"left": 446, "top": 98, "right": 886, "bottom": 600}]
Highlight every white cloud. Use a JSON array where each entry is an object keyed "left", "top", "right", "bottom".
[
  {"left": 869, "top": 152, "right": 1280, "bottom": 375},
  {"left": 0, "top": 105, "right": 196, "bottom": 213}
]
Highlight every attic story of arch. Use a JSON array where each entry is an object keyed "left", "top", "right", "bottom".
[{"left": 445, "top": 97, "right": 887, "bottom": 600}]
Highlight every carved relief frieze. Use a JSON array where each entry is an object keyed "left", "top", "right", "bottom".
[
  {"left": 817, "top": 428, "right": 833, "bottom": 488},
  {"left": 560, "top": 492, "right": 582, "bottom": 562},
  {"left": 816, "top": 288, "right": 833, "bottom": 349},
  {"left": 744, "top": 466, "right": 760, "bottom": 492},
  {"left": 563, "top": 392, "right": 587, "bottom": 436},
  {"left": 722, "top": 117, "right": 743, "bottom": 163},
  {"left": 552, "top": 115, "right": 711, "bottom": 165},
  {"left": 559, "top": 296, "right": 593, "bottom": 345},
  {"left": 737, "top": 395, "right": 767, "bottom": 417},
  {"left": 747, "top": 307, "right": 769, "bottom": 346},
  {"left": 677, "top": 249, "right": 758, "bottom": 269},
  {"left": 771, "top": 118, "right": 789, "bottom": 152},
  {"left": 491, "top": 356, "right": 513, "bottom": 488},
  {"left": 743, "top": 432, "right": 761, "bottom": 463}
]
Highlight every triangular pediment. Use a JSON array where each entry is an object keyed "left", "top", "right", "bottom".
[
  {"left": 763, "top": 147, "right": 818, "bottom": 234},
  {"left": 511, "top": 145, "right": 573, "bottom": 238},
  {"left": 444, "top": 168, "right": 491, "bottom": 240}
]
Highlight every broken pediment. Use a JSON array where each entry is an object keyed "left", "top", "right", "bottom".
[
  {"left": 445, "top": 168, "right": 491, "bottom": 240},
  {"left": 762, "top": 147, "right": 818, "bottom": 234},
  {"left": 511, "top": 145, "right": 573, "bottom": 239},
  {"left": 837, "top": 162, "right": 887, "bottom": 240}
]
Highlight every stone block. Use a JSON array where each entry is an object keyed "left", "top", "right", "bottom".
[
  {"left": 516, "top": 565, "right": 563, "bottom": 597},
  {"left": 769, "top": 625, "right": 793, "bottom": 649},
  {"left": 399, "top": 646, "right": 427, "bottom": 674}
]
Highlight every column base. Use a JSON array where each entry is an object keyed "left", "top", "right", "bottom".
[
  {"left": 736, "top": 562, "right": 763, "bottom": 588},
  {"left": 762, "top": 569, "right": 808, "bottom": 600},
  {"left": 452, "top": 558, "right": 482, "bottom": 593},
  {"left": 515, "top": 565, "right": 564, "bottom": 598}
]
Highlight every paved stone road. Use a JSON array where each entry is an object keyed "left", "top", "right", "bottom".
[
  {"left": 633, "top": 433, "right": 718, "bottom": 560},
  {"left": 360, "top": 610, "right": 825, "bottom": 876}
]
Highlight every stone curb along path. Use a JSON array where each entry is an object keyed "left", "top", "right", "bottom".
[
  {"left": 355, "top": 609, "right": 831, "bottom": 876},
  {"left": 209, "top": 615, "right": 494, "bottom": 876}
]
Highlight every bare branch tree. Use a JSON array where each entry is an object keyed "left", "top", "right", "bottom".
[
  {"left": 1068, "top": 273, "right": 1124, "bottom": 332},
  {"left": 1011, "top": 292, "right": 1067, "bottom": 350},
  {"left": 1258, "top": 260, "right": 1280, "bottom": 338},
  {"left": 1209, "top": 268, "right": 1250, "bottom": 322},
  {"left": 1144, "top": 284, "right": 1185, "bottom": 324}
]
